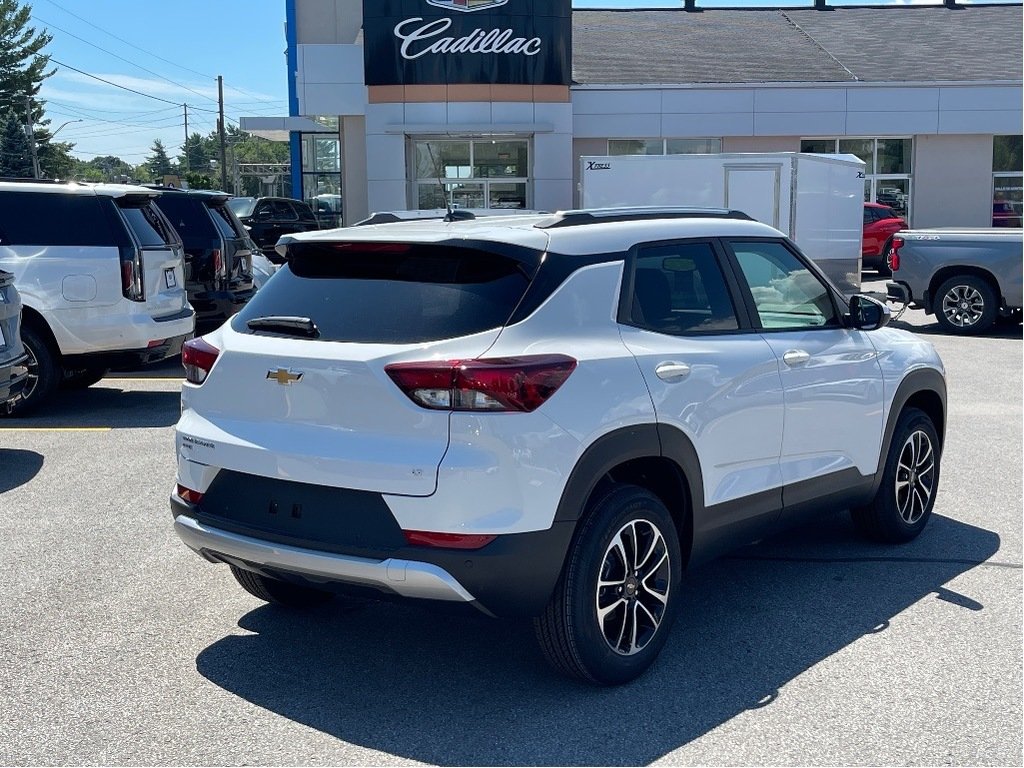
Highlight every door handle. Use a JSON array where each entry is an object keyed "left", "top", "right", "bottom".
[
  {"left": 783, "top": 350, "right": 811, "bottom": 367},
  {"left": 655, "top": 362, "right": 691, "bottom": 382}
]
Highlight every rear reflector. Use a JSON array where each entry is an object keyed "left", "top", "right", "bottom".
[
  {"left": 403, "top": 530, "right": 497, "bottom": 550},
  {"left": 176, "top": 484, "right": 204, "bottom": 504},
  {"left": 385, "top": 355, "right": 576, "bottom": 413},
  {"left": 182, "top": 337, "right": 219, "bottom": 385}
]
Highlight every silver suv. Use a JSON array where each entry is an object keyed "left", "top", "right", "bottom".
[{"left": 172, "top": 208, "right": 947, "bottom": 684}]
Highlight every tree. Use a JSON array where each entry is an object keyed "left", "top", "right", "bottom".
[
  {"left": 145, "top": 138, "right": 174, "bottom": 178},
  {"left": 0, "top": 1, "right": 73, "bottom": 177},
  {"left": 0, "top": 108, "right": 33, "bottom": 177},
  {"left": 181, "top": 131, "right": 213, "bottom": 173}
]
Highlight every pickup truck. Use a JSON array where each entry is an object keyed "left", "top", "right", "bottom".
[{"left": 886, "top": 229, "right": 1023, "bottom": 335}]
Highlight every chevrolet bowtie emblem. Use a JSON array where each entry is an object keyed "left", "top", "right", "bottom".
[{"left": 267, "top": 368, "right": 303, "bottom": 385}]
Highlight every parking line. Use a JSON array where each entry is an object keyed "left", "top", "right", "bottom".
[
  {"left": 0, "top": 427, "right": 113, "bottom": 433},
  {"left": 105, "top": 377, "right": 183, "bottom": 382}
]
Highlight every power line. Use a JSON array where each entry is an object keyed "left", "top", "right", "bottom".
[
  {"left": 48, "top": 57, "right": 220, "bottom": 112},
  {"left": 39, "top": 0, "right": 289, "bottom": 110},
  {"left": 32, "top": 13, "right": 222, "bottom": 107}
]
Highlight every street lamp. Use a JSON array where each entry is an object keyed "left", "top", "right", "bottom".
[{"left": 50, "top": 119, "right": 82, "bottom": 139}]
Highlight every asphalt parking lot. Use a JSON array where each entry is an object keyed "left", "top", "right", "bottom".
[{"left": 1, "top": 276, "right": 1021, "bottom": 766}]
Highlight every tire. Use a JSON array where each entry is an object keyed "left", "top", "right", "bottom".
[
  {"left": 60, "top": 366, "right": 108, "bottom": 390},
  {"left": 934, "top": 274, "right": 997, "bottom": 335},
  {"left": 877, "top": 238, "right": 893, "bottom": 277},
  {"left": 3, "top": 323, "right": 59, "bottom": 417},
  {"left": 229, "top": 565, "right": 334, "bottom": 608},
  {"left": 851, "top": 407, "right": 940, "bottom": 544},
  {"left": 534, "top": 484, "right": 683, "bottom": 685}
]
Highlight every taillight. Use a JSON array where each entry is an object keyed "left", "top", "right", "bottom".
[
  {"left": 182, "top": 337, "right": 219, "bottom": 385},
  {"left": 212, "top": 249, "right": 225, "bottom": 279},
  {"left": 119, "top": 246, "right": 145, "bottom": 301},
  {"left": 385, "top": 355, "right": 577, "bottom": 413},
  {"left": 403, "top": 530, "right": 497, "bottom": 550},
  {"left": 889, "top": 236, "right": 904, "bottom": 272},
  {"left": 176, "top": 484, "right": 204, "bottom": 504}
]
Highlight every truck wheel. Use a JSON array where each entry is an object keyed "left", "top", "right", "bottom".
[
  {"left": 534, "top": 485, "right": 682, "bottom": 685},
  {"left": 935, "top": 275, "right": 997, "bottom": 334},
  {"left": 3, "top": 324, "right": 59, "bottom": 417},
  {"left": 229, "top": 565, "right": 334, "bottom": 608},
  {"left": 61, "top": 366, "right": 108, "bottom": 390},
  {"left": 851, "top": 407, "right": 940, "bottom": 544}
]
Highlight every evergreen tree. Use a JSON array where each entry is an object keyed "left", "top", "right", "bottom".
[
  {"left": 0, "top": 1, "right": 72, "bottom": 177},
  {"left": 145, "top": 138, "right": 174, "bottom": 178},
  {"left": 181, "top": 132, "right": 212, "bottom": 172},
  {"left": 0, "top": 108, "right": 33, "bottom": 177}
]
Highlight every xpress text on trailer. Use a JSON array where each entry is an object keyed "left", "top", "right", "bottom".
[{"left": 580, "top": 152, "right": 866, "bottom": 294}]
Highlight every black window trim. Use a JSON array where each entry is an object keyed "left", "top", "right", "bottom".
[
  {"left": 718, "top": 236, "right": 850, "bottom": 334},
  {"left": 616, "top": 236, "right": 757, "bottom": 338}
]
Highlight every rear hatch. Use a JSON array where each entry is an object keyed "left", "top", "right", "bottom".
[
  {"left": 205, "top": 199, "right": 254, "bottom": 292},
  {"left": 180, "top": 240, "right": 541, "bottom": 496},
  {"left": 116, "top": 195, "right": 188, "bottom": 318}
]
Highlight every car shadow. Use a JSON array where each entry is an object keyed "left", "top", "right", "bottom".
[
  {"left": 889, "top": 317, "right": 1023, "bottom": 340},
  {"left": 0, "top": 449, "right": 44, "bottom": 493},
  {"left": 195, "top": 512, "right": 1002, "bottom": 766},
  {"left": 0, "top": 386, "right": 181, "bottom": 429}
]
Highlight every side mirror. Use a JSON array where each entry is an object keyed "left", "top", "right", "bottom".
[{"left": 849, "top": 294, "right": 891, "bottom": 331}]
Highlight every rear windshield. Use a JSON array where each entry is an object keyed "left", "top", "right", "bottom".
[
  {"left": 233, "top": 243, "right": 533, "bottom": 344},
  {"left": 118, "top": 197, "right": 177, "bottom": 247},
  {"left": 153, "top": 195, "right": 216, "bottom": 240},
  {"left": 227, "top": 197, "right": 256, "bottom": 218},
  {"left": 209, "top": 204, "right": 245, "bottom": 239}
]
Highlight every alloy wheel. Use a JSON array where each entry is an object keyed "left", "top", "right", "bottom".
[
  {"left": 895, "top": 429, "right": 936, "bottom": 524},
  {"left": 18, "top": 342, "right": 39, "bottom": 403},
  {"left": 595, "top": 519, "right": 671, "bottom": 656},
  {"left": 941, "top": 284, "right": 985, "bottom": 328}
]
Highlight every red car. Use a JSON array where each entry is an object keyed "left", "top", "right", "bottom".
[{"left": 863, "top": 202, "right": 906, "bottom": 274}]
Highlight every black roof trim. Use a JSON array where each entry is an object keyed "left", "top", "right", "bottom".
[{"left": 535, "top": 207, "right": 754, "bottom": 230}]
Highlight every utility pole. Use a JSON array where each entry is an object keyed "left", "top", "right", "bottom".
[
  {"left": 25, "top": 94, "right": 40, "bottom": 179},
  {"left": 217, "top": 76, "right": 227, "bottom": 192},
  {"left": 183, "top": 104, "right": 189, "bottom": 175}
]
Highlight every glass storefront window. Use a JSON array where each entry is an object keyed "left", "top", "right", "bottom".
[
  {"left": 803, "top": 137, "right": 913, "bottom": 221},
  {"left": 993, "top": 136, "right": 1023, "bottom": 227},
  {"left": 413, "top": 139, "right": 530, "bottom": 210},
  {"left": 300, "top": 131, "right": 342, "bottom": 226},
  {"left": 666, "top": 138, "right": 723, "bottom": 154},
  {"left": 609, "top": 138, "right": 723, "bottom": 155}
]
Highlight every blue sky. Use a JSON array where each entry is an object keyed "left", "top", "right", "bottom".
[{"left": 29, "top": 0, "right": 1014, "bottom": 163}]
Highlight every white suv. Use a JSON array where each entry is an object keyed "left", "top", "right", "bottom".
[
  {"left": 171, "top": 209, "right": 947, "bottom": 685},
  {"left": 0, "top": 181, "right": 194, "bottom": 414}
]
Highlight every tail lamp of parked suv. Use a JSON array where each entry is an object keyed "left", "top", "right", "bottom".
[
  {"left": 119, "top": 245, "right": 145, "bottom": 301},
  {"left": 182, "top": 337, "right": 219, "bottom": 384},
  {"left": 385, "top": 356, "right": 577, "bottom": 412}
]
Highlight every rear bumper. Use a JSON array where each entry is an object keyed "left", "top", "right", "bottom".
[
  {"left": 66, "top": 332, "right": 190, "bottom": 370},
  {"left": 189, "top": 287, "right": 256, "bottom": 328},
  {"left": 0, "top": 353, "right": 29, "bottom": 407},
  {"left": 173, "top": 511, "right": 477, "bottom": 603}
]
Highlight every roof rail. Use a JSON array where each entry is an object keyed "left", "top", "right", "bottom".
[
  {"left": 534, "top": 207, "right": 754, "bottom": 229},
  {"left": 0, "top": 177, "right": 80, "bottom": 185}
]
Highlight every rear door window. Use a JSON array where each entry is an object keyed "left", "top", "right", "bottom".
[
  {"left": 118, "top": 197, "right": 177, "bottom": 247},
  {"left": 208, "top": 204, "right": 245, "bottom": 239},
  {"left": 0, "top": 191, "right": 115, "bottom": 247},
  {"left": 234, "top": 243, "right": 534, "bottom": 344}
]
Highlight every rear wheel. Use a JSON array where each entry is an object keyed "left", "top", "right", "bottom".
[
  {"left": 935, "top": 274, "right": 997, "bottom": 335},
  {"left": 229, "top": 565, "right": 334, "bottom": 608},
  {"left": 61, "top": 366, "right": 107, "bottom": 390},
  {"left": 3, "top": 323, "right": 59, "bottom": 417},
  {"left": 851, "top": 407, "right": 940, "bottom": 543},
  {"left": 534, "top": 485, "right": 682, "bottom": 685}
]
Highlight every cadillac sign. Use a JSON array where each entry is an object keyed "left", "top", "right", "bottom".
[{"left": 363, "top": 0, "right": 571, "bottom": 86}]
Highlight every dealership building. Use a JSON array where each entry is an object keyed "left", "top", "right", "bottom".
[{"left": 242, "top": 0, "right": 1023, "bottom": 229}]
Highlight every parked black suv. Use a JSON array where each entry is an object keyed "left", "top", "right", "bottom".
[
  {"left": 226, "top": 196, "right": 319, "bottom": 263},
  {"left": 149, "top": 189, "right": 256, "bottom": 331}
]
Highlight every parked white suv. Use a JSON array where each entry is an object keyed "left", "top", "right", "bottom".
[
  {"left": 171, "top": 208, "right": 947, "bottom": 684},
  {"left": 0, "top": 181, "right": 195, "bottom": 414}
]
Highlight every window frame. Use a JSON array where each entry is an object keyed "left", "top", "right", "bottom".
[
  {"left": 608, "top": 138, "right": 724, "bottom": 156},
  {"left": 616, "top": 237, "right": 756, "bottom": 337},
  {"left": 718, "top": 236, "right": 849, "bottom": 333},
  {"left": 992, "top": 135, "right": 1023, "bottom": 227},
  {"left": 410, "top": 137, "right": 531, "bottom": 211}
]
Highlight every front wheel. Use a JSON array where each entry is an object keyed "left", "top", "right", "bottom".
[
  {"left": 534, "top": 485, "right": 682, "bottom": 685},
  {"left": 851, "top": 407, "right": 940, "bottom": 543},
  {"left": 935, "top": 274, "right": 997, "bottom": 335}
]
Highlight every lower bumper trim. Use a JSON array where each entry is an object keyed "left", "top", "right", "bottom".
[{"left": 173, "top": 513, "right": 476, "bottom": 603}]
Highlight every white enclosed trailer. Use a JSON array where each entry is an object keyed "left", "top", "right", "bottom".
[{"left": 579, "top": 152, "right": 865, "bottom": 294}]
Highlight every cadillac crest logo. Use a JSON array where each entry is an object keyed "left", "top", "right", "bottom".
[{"left": 425, "top": 0, "right": 509, "bottom": 11}]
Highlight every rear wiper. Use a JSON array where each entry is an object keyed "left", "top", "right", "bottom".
[{"left": 246, "top": 316, "right": 320, "bottom": 339}]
